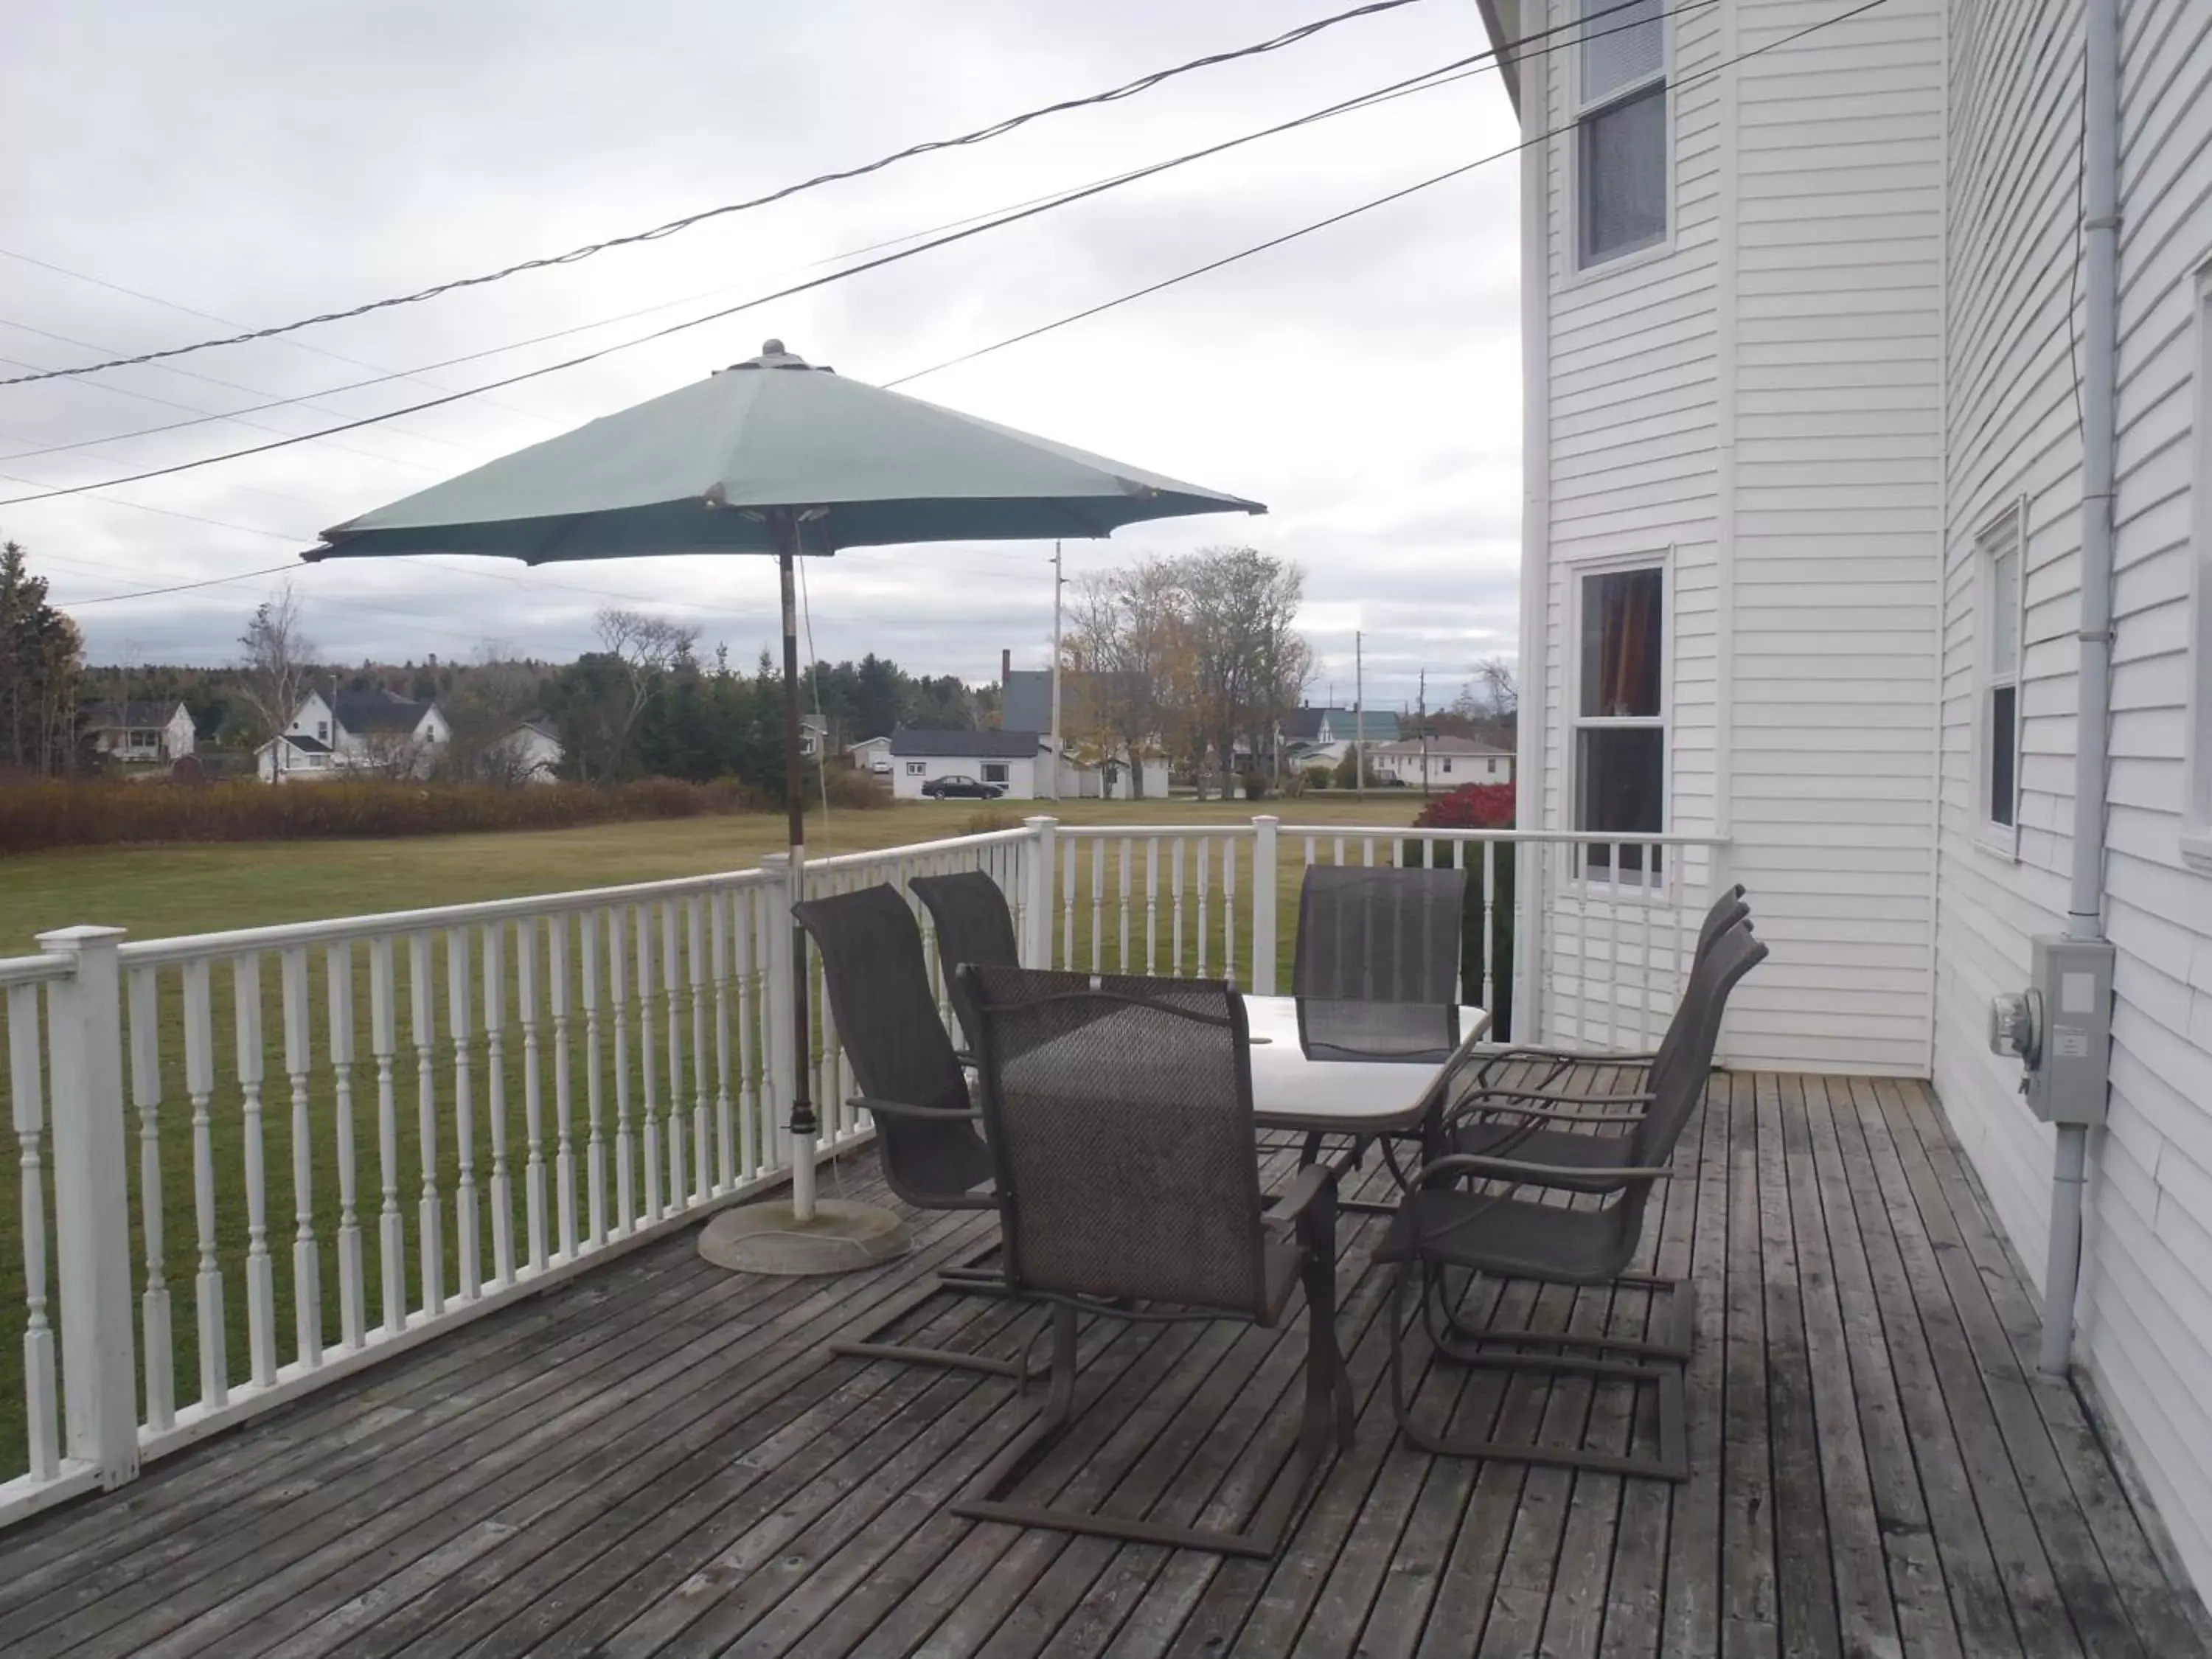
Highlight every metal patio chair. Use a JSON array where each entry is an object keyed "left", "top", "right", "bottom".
[
  {"left": 950, "top": 963, "right": 1354, "bottom": 1558},
  {"left": 910, "top": 869, "right": 1021, "bottom": 1057},
  {"left": 791, "top": 883, "right": 1027, "bottom": 1380},
  {"left": 1374, "top": 920, "right": 1767, "bottom": 1481}
]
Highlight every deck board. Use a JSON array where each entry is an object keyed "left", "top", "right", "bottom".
[{"left": 0, "top": 1074, "right": 2204, "bottom": 1659}]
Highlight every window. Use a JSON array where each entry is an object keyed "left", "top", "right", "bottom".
[
  {"left": 905, "top": 761, "right": 926, "bottom": 777},
  {"left": 983, "top": 762, "right": 1010, "bottom": 784},
  {"left": 316, "top": 720, "right": 329, "bottom": 743},
  {"left": 1441, "top": 758, "right": 1454, "bottom": 775},
  {"left": 1575, "top": 0, "right": 1668, "bottom": 268},
  {"left": 1575, "top": 563, "right": 1666, "bottom": 879},
  {"left": 2185, "top": 264, "right": 2212, "bottom": 866},
  {"left": 1980, "top": 508, "right": 2024, "bottom": 837},
  {"left": 1486, "top": 758, "right": 1498, "bottom": 776}
]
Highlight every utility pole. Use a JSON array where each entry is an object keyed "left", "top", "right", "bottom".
[
  {"left": 1418, "top": 667, "right": 1430, "bottom": 796},
  {"left": 1048, "top": 540, "right": 1064, "bottom": 802},
  {"left": 1354, "top": 630, "right": 1365, "bottom": 800}
]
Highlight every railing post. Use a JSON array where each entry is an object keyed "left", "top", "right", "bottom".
[
  {"left": 36, "top": 925, "right": 140, "bottom": 1491},
  {"left": 1023, "top": 816, "right": 1057, "bottom": 969},
  {"left": 760, "top": 854, "right": 795, "bottom": 1173},
  {"left": 1250, "top": 815, "right": 1279, "bottom": 995}
]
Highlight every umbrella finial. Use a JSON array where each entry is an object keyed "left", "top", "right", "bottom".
[
  {"left": 762, "top": 338, "right": 785, "bottom": 355},
  {"left": 729, "top": 339, "right": 817, "bottom": 372}
]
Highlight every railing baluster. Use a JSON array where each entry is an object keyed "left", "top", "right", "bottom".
[
  {"left": 445, "top": 928, "right": 479, "bottom": 1302},
  {"left": 1196, "top": 836, "right": 1211, "bottom": 978},
  {"left": 1171, "top": 837, "right": 1186, "bottom": 975},
  {"left": 1478, "top": 841, "right": 1498, "bottom": 1013},
  {"left": 12, "top": 981, "right": 60, "bottom": 1478},
  {"left": 549, "top": 916, "right": 577, "bottom": 1262},
  {"left": 582, "top": 913, "right": 610, "bottom": 1248},
  {"left": 233, "top": 954, "right": 277, "bottom": 1387},
  {"left": 1060, "top": 837, "right": 1077, "bottom": 970},
  {"left": 1090, "top": 838, "right": 1105, "bottom": 973},
  {"left": 1640, "top": 858, "right": 1655, "bottom": 1049},
  {"left": 126, "top": 966, "right": 175, "bottom": 1430},
  {"left": 736, "top": 888, "right": 760, "bottom": 1182},
  {"left": 369, "top": 939, "right": 404, "bottom": 1335},
  {"left": 1145, "top": 839, "right": 1160, "bottom": 975},
  {"left": 279, "top": 947, "right": 321, "bottom": 1369},
  {"left": 634, "top": 905, "right": 664, "bottom": 1225},
  {"left": 692, "top": 896, "right": 717, "bottom": 1201},
  {"left": 326, "top": 943, "right": 364, "bottom": 1352},
  {"left": 409, "top": 933, "right": 444, "bottom": 1319},
  {"left": 482, "top": 923, "right": 514, "bottom": 1290},
  {"left": 1223, "top": 838, "right": 1237, "bottom": 986},
  {"left": 605, "top": 908, "right": 635, "bottom": 1234},
  {"left": 517, "top": 920, "right": 547, "bottom": 1276},
  {"left": 1606, "top": 842, "right": 1621, "bottom": 1051},
  {"left": 1333, "top": 834, "right": 1345, "bottom": 869},
  {"left": 661, "top": 902, "right": 688, "bottom": 1212},
  {"left": 1118, "top": 838, "right": 1133, "bottom": 971}
]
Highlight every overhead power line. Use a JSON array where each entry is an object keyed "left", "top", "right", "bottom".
[
  {"left": 0, "top": 0, "right": 1436, "bottom": 388},
  {"left": 0, "top": 0, "right": 1665, "bottom": 511},
  {"left": 889, "top": 0, "right": 1891, "bottom": 384}
]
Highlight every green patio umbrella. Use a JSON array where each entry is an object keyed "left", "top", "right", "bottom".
[{"left": 304, "top": 340, "right": 1265, "bottom": 1270}]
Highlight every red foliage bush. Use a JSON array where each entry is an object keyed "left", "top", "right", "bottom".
[
  {"left": 0, "top": 777, "right": 767, "bottom": 856},
  {"left": 1411, "top": 782, "right": 1516, "bottom": 831}
]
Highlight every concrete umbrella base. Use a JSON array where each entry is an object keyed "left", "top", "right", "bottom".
[{"left": 698, "top": 1198, "right": 911, "bottom": 1276}]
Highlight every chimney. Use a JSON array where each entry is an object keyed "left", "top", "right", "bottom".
[{"left": 1001, "top": 648, "right": 1012, "bottom": 686}]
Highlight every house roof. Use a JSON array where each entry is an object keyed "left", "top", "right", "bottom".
[
  {"left": 333, "top": 689, "right": 435, "bottom": 734},
  {"left": 1281, "top": 706, "right": 1400, "bottom": 744},
  {"left": 83, "top": 700, "right": 185, "bottom": 728},
  {"left": 846, "top": 736, "right": 892, "bottom": 751},
  {"left": 1001, "top": 669, "right": 1150, "bottom": 735},
  {"left": 1373, "top": 737, "right": 1514, "bottom": 758},
  {"left": 260, "top": 732, "right": 332, "bottom": 756},
  {"left": 889, "top": 727, "right": 1042, "bottom": 759}
]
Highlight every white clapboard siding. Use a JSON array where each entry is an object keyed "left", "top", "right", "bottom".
[{"left": 1929, "top": 0, "right": 2212, "bottom": 1598}]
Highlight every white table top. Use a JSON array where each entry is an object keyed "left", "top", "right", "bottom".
[{"left": 1238, "top": 995, "right": 1492, "bottom": 1133}]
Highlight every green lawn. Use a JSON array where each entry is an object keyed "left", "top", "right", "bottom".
[{"left": 4, "top": 794, "right": 1466, "bottom": 1484}]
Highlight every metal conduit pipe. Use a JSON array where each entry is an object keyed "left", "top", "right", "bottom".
[{"left": 2045, "top": 0, "right": 2121, "bottom": 1378}]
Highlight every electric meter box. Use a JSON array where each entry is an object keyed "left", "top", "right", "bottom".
[{"left": 2025, "top": 935, "right": 2114, "bottom": 1125}]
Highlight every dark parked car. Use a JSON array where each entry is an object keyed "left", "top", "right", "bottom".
[{"left": 920, "top": 773, "right": 1006, "bottom": 800}]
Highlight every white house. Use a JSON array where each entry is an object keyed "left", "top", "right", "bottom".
[
  {"left": 888, "top": 728, "right": 1044, "bottom": 800},
  {"left": 846, "top": 735, "right": 893, "bottom": 773},
  {"left": 1367, "top": 737, "right": 1515, "bottom": 790},
  {"left": 483, "top": 720, "right": 565, "bottom": 784},
  {"left": 1487, "top": 0, "right": 2212, "bottom": 1595},
  {"left": 1276, "top": 706, "right": 1400, "bottom": 771},
  {"left": 83, "top": 700, "right": 195, "bottom": 764},
  {"left": 260, "top": 689, "right": 450, "bottom": 782},
  {"left": 1001, "top": 667, "right": 1172, "bottom": 799}
]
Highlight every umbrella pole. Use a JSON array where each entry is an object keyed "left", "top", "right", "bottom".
[{"left": 778, "top": 521, "right": 818, "bottom": 1222}]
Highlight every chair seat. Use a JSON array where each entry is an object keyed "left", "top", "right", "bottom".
[
  {"left": 1447, "top": 1121, "right": 1640, "bottom": 1192},
  {"left": 1374, "top": 1187, "right": 1638, "bottom": 1285}
]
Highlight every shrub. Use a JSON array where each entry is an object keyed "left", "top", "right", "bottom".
[
  {"left": 962, "top": 808, "right": 1023, "bottom": 835},
  {"left": 1413, "top": 782, "right": 1517, "bottom": 831},
  {"left": 1239, "top": 771, "right": 1267, "bottom": 801},
  {"left": 817, "top": 767, "right": 893, "bottom": 810},
  {"left": 0, "top": 776, "right": 764, "bottom": 856},
  {"left": 1301, "top": 765, "right": 1334, "bottom": 792}
]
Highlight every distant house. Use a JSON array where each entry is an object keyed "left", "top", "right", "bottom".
[
  {"left": 257, "top": 689, "right": 449, "bottom": 782},
  {"left": 846, "top": 736, "right": 893, "bottom": 773},
  {"left": 83, "top": 700, "right": 195, "bottom": 765},
  {"left": 1001, "top": 668, "right": 1170, "bottom": 799},
  {"left": 799, "top": 714, "right": 827, "bottom": 759},
  {"left": 889, "top": 728, "right": 1045, "bottom": 800},
  {"left": 1276, "top": 706, "right": 1401, "bottom": 771},
  {"left": 483, "top": 720, "right": 565, "bottom": 784},
  {"left": 1368, "top": 737, "right": 1515, "bottom": 790}
]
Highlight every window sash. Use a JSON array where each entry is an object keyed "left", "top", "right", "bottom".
[
  {"left": 1578, "top": 83, "right": 1669, "bottom": 267},
  {"left": 1978, "top": 507, "right": 2025, "bottom": 835},
  {"left": 1576, "top": 0, "right": 1664, "bottom": 108}
]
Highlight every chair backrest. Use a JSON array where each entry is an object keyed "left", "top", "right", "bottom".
[
  {"left": 1695, "top": 883, "right": 1750, "bottom": 963},
  {"left": 910, "top": 871, "right": 1022, "bottom": 1051},
  {"left": 1292, "top": 864, "right": 1467, "bottom": 1004},
  {"left": 791, "top": 884, "right": 991, "bottom": 1206},
  {"left": 961, "top": 964, "right": 1270, "bottom": 1316},
  {"left": 1640, "top": 891, "right": 1752, "bottom": 1090}
]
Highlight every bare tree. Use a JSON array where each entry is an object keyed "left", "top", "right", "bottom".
[
  {"left": 593, "top": 608, "right": 700, "bottom": 779},
  {"left": 236, "top": 583, "right": 316, "bottom": 747},
  {"left": 1062, "top": 557, "right": 1185, "bottom": 799},
  {"left": 1451, "top": 655, "right": 1520, "bottom": 745},
  {"left": 1178, "top": 547, "right": 1310, "bottom": 797}
]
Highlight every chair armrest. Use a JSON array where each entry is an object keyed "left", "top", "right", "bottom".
[
  {"left": 1416, "top": 1152, "right": 1675, "bottom": 1187},
  {"left": 848, "top": 1093, "right": 981, "bottom": 1123},
  {"left": 1457, "top": 1085, "right": 1656, "bottom": 1108},
  {"left": 1269, "top": 1164, "right": 1338, "bottom": 1228},
  {"left": 1472, "top": 1044, "right": 1662, "bottom": 1065},
  {"left": 1448, "top": 1100, "right": 1651, "bottom": 1126}
]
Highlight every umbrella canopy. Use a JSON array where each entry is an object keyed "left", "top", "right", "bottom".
[{"left": 304, "top": 341, "right": 1263, "bottom": 565}]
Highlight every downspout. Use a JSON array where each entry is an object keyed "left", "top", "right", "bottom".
[{"left": 2045, "top": 0, "right": 2118, "bottom": 1377}]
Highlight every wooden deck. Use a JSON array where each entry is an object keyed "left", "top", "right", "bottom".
[{"left": 0, "top": 1073, "right": 2203, "bottom": 1658}]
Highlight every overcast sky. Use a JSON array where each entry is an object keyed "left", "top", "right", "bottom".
[{"left": 0, "top": 0, "right": 1521, "bottom": 714}]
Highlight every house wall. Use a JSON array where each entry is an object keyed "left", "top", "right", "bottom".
[
  {"left": 1368, "top": 751, "right": 1514, "bottom": 787},
  {"left": 1525, "top": 0, "right": 1944, "bottom": 1070},
  {"left": 1930, "top": 0, "right": 2212, "bottom": 1593},
  {"left": 891, "top": 754, "right": 1040, "bottom": 801}
]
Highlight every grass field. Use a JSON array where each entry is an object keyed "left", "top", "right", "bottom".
[{"left": 4, "top": 795, "right": 1472, "bottom": 1484}]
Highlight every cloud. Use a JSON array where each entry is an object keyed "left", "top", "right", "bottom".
[{"left": 0, "top": 0, "right": 1523, "bottom": 710}]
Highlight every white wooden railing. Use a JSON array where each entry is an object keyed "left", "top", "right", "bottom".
[{"left": 0, "top": 814, "right": 1716, "bottom": 1528}]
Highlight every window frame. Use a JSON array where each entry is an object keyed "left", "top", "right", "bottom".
[
  {"left": 1568, "top": 0, "right": 1673, "bottom": 278},
  {"left": 2183, "top": 260, "right": 2212, "bottom": 869},
  {"left": 1568, "top": 550, "right": 1671, "bottom": 888},
  {"left": 903, "top": 761, "right": 927, "bottom": 777},
  {"left": 982, "top": 762, "right": 1010, "bottom": 785},
  {"left": 1975, "top": 501, "right": 2028, "bottom": 858}
]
